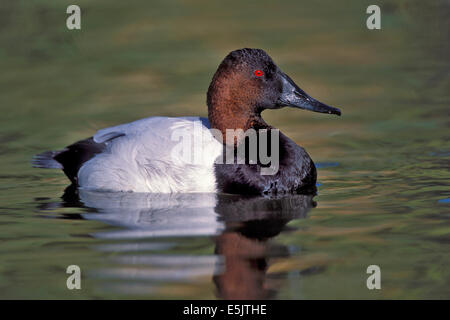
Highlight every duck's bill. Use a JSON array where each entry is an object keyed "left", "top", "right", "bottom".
[{"left": 278, "top": 73, "right": 341, "bottom": 116}]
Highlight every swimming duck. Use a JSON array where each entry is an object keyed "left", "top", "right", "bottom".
[{"left": 33, "top": 48, "right": 341, "bottom": 195}]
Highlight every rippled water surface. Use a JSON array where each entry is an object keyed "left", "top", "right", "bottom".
[{"left": 0, "top": 0, "right": 449, "bottom": 299}]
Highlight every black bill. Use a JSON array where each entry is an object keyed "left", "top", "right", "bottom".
[{"left": 277, "top": 73, "right": 341, "bottom": 116}]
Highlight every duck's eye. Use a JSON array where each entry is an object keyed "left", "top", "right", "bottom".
[{"left": 254, "top": 70, "right": 264, "bottom": 77}]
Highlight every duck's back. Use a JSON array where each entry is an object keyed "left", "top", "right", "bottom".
[
  {"left": 81, "top": 117, "right": 223, "bottom": 192},
  {"left": 34, "top": 117, "right": 223, "bottom": 193}
]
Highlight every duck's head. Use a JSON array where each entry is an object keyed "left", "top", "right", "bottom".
[{"left": 207, "top": 48, "right": 341, "bottom": 133}]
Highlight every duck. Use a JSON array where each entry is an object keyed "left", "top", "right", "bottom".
[{"left": 33, "top": 48, "right": 341, "bottom": 195}]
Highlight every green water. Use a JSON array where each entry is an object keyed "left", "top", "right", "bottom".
[{"left": 0, "top": 0, "right": 449, "bottom": 299}]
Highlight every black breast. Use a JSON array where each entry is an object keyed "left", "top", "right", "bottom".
[{"left": 214, "top": 130, "right": 317, "bottom": 195}]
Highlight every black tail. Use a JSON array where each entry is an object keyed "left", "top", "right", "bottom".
[
  {"left": 32, "top": 137, "right": 106, "bottom": 185},
  {"left": 32, "top": 150, "right": 64, "bottom": 169}
]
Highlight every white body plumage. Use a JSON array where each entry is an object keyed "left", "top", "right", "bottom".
[{"left": 77, "top": 117, "right": 223, "bottom": 193}]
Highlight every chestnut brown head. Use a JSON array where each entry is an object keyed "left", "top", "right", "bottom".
[{"left": 207, "top": 48, "right": 341, "bottom": 132}]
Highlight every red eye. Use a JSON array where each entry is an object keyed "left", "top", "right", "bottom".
[{"left": 254, "top": 70, "right": 263, "bottom": 77}]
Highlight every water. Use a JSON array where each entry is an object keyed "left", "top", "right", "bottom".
[{"left": 0, "top": 0, "right": 449, "bottom": 299}]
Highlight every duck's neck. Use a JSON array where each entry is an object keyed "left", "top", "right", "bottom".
[
  {"left": 207, "top": 72, "right": 269, "bottom": 144},
  {"left": 208, "top": 100, "right": 263, "bottom": 131},
  {"left": 208, "top": 100, "right": 269, "bottom": 145}
]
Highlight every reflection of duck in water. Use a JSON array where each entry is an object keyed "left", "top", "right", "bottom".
[
  {"left": 78, "top": 190, "right": 223, "bottom": 239},
  {"left": 37, "top": 188, "right": 315, "bottom": 298},
  {"left": 213, "top": 194, "right": 315, "bottom": 299}
]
